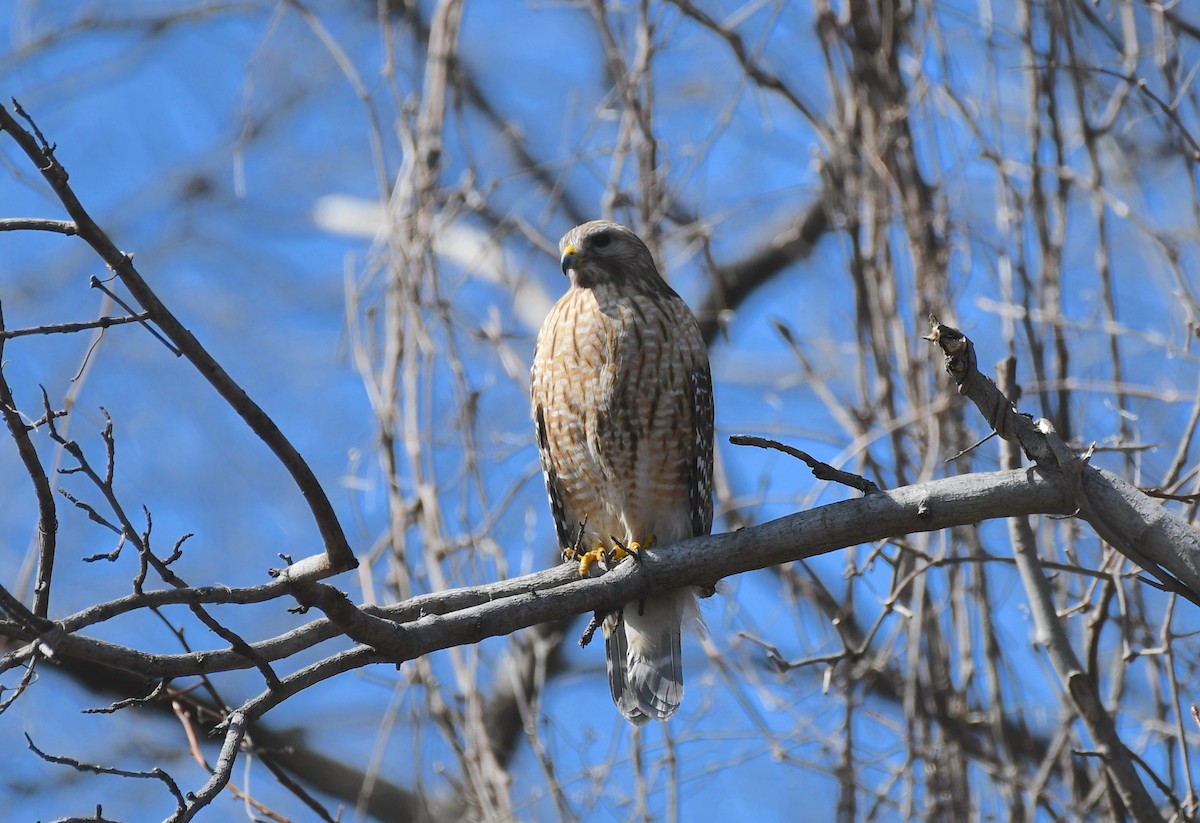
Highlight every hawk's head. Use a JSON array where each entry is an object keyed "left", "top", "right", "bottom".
[{"left": 558, "top": 220, "right": 670, "bottom": 293}]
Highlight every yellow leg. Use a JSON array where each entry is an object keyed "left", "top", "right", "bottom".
[{"left": 567, "top": 535, "right": 656, "bottom": 577}]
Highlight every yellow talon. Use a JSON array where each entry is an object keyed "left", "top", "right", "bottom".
[
  {"left": 577, "top": 546, "right": 607, "bottom": 577},
  {"left": 606, "top": 535, "right": 657, "bottom": 568},
  {"left": 571, "top": 535, "right": 657, "bottom": 577}
]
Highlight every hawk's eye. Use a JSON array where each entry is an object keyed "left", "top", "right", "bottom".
[{"left": 591, "top": 232, "right": 613, "bottom": 249}]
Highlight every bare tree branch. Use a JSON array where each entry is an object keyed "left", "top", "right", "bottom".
[
  {"left": 25, "top": 732, "right": 186, "bottom": 817},
  {"left": 929, "top": 316, "right": 1200, "bottom": 603},
  {"left": 0, "top": 100, "right": 356, "bottom": 582},
  {"left": 997, "top": 358, "right": 1159, "bottom": 822},
  {"left": 0, "top": 304, "right": 57, "bottom": 617},
  {"left": 4, "top": 469, "right": 1076, "bottom": 688}
]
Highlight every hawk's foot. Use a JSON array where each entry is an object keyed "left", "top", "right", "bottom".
[
  {"left": 572, "top": 546, "right": 608, "bottom": 577},
  {"left": 608, "top": 535, "right": 655, "bottom": 567},
  {"left": 569, "top": 535, "right": 656, "bottom": 577}
]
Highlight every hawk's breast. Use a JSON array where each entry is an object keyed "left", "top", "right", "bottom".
[{"left": 532, "top": 282, "right": 710, "bottom": 549}]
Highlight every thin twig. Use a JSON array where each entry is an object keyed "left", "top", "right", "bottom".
[
  {"left": 0, "top": 307, "right": 57, "bottom": 617},
  {"left": 25, "top": 732, "right": 186, "bottom": 815},
  {"left": 0, "top": 217, "right": 77, "bottom": 234},
  {"left": 0, "top": 311, "right": 151, "bottom": 340},
  {"left": 729, "top": 434, "right": 880, "bottom": 495}
]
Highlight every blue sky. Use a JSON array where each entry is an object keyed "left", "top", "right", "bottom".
[{"left": 4, "top": 2, "right": 1200, "bottom": 821}]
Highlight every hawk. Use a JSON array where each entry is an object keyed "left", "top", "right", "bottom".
[{"left": 530, "top": 220, "right": 714, "bottom": 724}]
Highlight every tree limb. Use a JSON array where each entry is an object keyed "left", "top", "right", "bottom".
[
  {"left": 928, "top": 315, "right": 1200, "bottom": 604},
  {"left": 2, "top": 469, "right": 1074, "bottom": 688}
]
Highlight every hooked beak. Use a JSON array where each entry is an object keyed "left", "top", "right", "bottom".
[{"left": 560, "top": 244, "right": 578, "bottom": 276}]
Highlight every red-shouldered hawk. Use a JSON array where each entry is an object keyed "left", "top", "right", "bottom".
[{"left": 531, "top": 220, "right": 714, "bottom": 724}]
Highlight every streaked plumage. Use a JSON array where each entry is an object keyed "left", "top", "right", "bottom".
[{"left": 531, "top": 220, "right": 714, "bottom": 724}]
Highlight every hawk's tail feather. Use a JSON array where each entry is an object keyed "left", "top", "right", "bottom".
[
  {"left": 605, "top": 618, "right": 652, "bottom": 726},
  {"left": 605, "top": 591, "right": 690, "bottom": 724}
]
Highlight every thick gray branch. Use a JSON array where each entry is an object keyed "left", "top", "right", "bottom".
[
  {"left": 929, "top": 316, "right": 1200, "bottom": 603},
  {"left": 13, "top": 469, "right": 1072, "bottom": 689}
]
